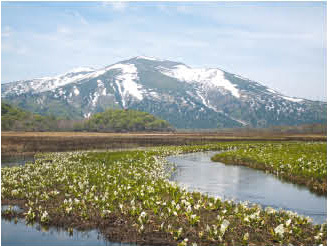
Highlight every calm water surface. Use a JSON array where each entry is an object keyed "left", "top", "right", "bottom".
[
  {"left": 167, "top": 151, "right": 327, "bottom": 224},
  {"left": 2, "top": 151, "right": 326, "bottom": 245},
  {"left": 1, "top": 155, "right": 35, "bottom": 167},
  {"left": 1, "top": 218, "right": 110, "bottom": 246}
]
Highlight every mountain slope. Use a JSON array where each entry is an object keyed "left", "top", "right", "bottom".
[{"left": 2, "top": 56, "right": 326, "bottom": 128}]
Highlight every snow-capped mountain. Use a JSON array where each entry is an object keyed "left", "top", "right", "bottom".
[{"left": 2, "top": 56, "right": 326, "bottom": 128}]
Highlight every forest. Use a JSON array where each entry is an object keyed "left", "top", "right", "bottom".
[{"left": 1, "top": 102, "right": 173, "bottom": 132}]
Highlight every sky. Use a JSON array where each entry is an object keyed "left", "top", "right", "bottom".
[{"left": 1, "top": 1, "right": 326, "bottom": 101}]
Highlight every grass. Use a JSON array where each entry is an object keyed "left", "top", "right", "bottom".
[
  {"left": 211, "top": 142, "right": 327, "bottom": 195},
  {"left": 2, "top": 131, "right": 326, "bottom": 156},
  {"left": 2, "top": 143, "right": 327, "bottom": 245}
]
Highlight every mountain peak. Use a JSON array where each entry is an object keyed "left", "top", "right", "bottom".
[
  {"left": 134, "top": 55, "right": 164, "bottom": 61},
  {"left": 66, "top": 66, "right": 96, "bottom": 74},
  {"left": 2, "top": 56, "right": 326, "bottom": 128}
]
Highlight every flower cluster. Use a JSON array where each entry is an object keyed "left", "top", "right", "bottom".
[
  {"left": 2, "top": 144, "right": 326, "bottom": 245},
  {"left": 212, "top": 142, "right": 327, "bottom": 194}
]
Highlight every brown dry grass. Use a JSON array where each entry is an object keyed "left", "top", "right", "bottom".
[{"left": 2, "top": 131, "right": 326, "bottom": 156}]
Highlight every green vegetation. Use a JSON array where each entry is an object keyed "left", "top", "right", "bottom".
[
  {"left": 2, "top": 144, "right": 326, "bottom": 245},
  {"left": 211, "top": 142, "right": 327, "bottom": 195},
  {"left": 1, "top": 102, "right": 60, "bottom": 131},
  {"left": 79, "top": 109, "right": 174, "bottom": 132},
  {"left": 1, "top": 102, "right": 173, "bottom": 132}
]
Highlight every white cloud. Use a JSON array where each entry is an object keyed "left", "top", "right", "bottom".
[
  {"left": 64, "top": 9, "right": 89, "bottom": 25},
  {"left": 103, "top": 1, "right": 128, "bottom": 12},
  {"left": 176, "top": 5, "right": 191, "bottom": 14},
  {"left": 2, "top": 40, "right": 28, "bottom": 55},
  {"left": 57, "top": 26, "right": 72, "bottom": 35},
  {"left": 1, "top": 2, "right": 325, "bottom": 101},
  {"left": 2, "top": 26, "right": 12, "bottom": 38}
]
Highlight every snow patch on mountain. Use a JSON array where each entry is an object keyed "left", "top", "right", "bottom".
[
  {"left": 136, "top": 56, "right": 163, "bottom": 61},
  {"left": 196, "top": 90, "right": 218, "bottom": 112},
  {"left": 73, "top": 86, "right": 80, "bottom": 96},
  {"left": 266, "top": 88, "right": 303, "bottom": 102},
  {"left": 160, "top": 65, "right": 240, "bottom": 98},
  {"left": 233, "top": 74, "right": 249, "bottom": 81},
  {"left": 109, "top": 63, "right": 143, "bottom": 107},
  {"left": 280, "top": 95, "right": 303, "bottom": 103},
  {"left": 267, "top": 88, "right": 278, "bottom": 94},
  {"left": 67, "top": 67, "right": 95, "bottom": 74},
  {"left": 84, "top": 112, "right": 91, "bottom": 118},
  {"left": 91, "top": 92, "right": 100, "bottom": 107},
  {"left": 97, "top": 79, "right": 104, "bottom": 87}
]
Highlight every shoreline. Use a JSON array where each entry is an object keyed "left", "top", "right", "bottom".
[
  {"left": 2, "top": 145, "right": 327, "bottom": 245},
  {"left": 211, "top": 142, "right": 327, "bottom": 196}
]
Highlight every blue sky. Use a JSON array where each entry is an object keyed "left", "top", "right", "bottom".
[{"left": 1, "top": 1, "right": 326, "bottom": 101}]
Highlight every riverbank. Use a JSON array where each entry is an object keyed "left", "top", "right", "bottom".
[
  {"left": 2, "top": 131, "right": 326, "bottom": 156},
  {"left": 211, "top": 142, "right": 327, "bottom": 195},
  {"left": 2, "top": 144, "right": 326, "bottom": 246}
]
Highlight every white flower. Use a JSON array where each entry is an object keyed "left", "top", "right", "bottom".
[
  {"left": 11, "top": 189, "right": 18, "bottom": 196},
  {"left": 243, "top": 232, "right": 249, "bottom": 241},
  {"left": 40, "top": 210, "right": 49, "bottom": 222},
  {"left": 274, "top": 224, "right": 285, "bottom": 238},
  {"left": 220, "top": 219, "right": 230, "bottom": 235},
  {"left": 140, "top": 211, "right": 147, "bottom": 218},
  {"left": 314, "top": 232, "right": 323, "bottom": 240},
  {"left": 285, "top": 219, "right": 292, "bottom": 227},
  {"left": 265, "top": 207, "right": 276, "bottom": 214}
]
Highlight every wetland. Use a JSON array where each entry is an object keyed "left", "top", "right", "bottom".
[{"left": 1, "top": 142, "right": 327, "bottom": 245}]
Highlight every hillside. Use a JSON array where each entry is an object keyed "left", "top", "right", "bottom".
[
  {"left": 1, "top": 102, "right": 59, "bottom": 131},
  {"left": 1, "top": 103, "right": 173, "bottom": 132},
  {"left": 76, "top": 109, "right": 174, "bottom": 132},
  {"left": 2, "top": 56, "right": 326, "bottom": 128}
]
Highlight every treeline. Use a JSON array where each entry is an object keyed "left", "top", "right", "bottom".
[
  {"left": 1, "top": 103, "right": 174, "bottom": 132},
  {"left": 74, "top": 109, "right": 174, "bottom": 132},
  {"left": 1, "top": 102, "right": 61, "bottom": 131}
]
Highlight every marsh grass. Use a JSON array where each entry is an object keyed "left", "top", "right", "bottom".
[
  {"left": 2, "top": 131, "right": 325, "bottom": 155},
  {"left": 2, "top": 143, "right": 327, "bottom": 245},
  {"left": 211, "top": 142, "right": 327, "bottom": 195}
]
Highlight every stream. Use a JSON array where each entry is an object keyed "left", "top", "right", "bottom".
[
  {"left": 1, "top": 151, "right": 326, "bottom": 245},
  {"left": 167, "top": 151, "right": 327, "bottom": 224}
]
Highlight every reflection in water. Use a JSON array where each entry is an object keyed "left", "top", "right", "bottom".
[
  {"left": 1, "top": 217, "right": 141, "bottom": 246},
  {"left": 1, "top": 155, "right": 35, "bottom": 167},
  {"left": 1, "top": 151, "right": 326, "bottom": 245},
  {"left": 168, "top": 151, "right": 327, "bottom": 224},
  {"left": 1, "top": 218, "right": 108, "bottom": 246},
  {"left": 0, "top": 156, "right": 139, "bottom": 246}
]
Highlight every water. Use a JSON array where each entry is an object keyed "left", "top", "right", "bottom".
[
  {"left": 1, "top": 155, "right": 35, "bottom": 167},
  {"left": 2, "top": 151, "right": 326, "bottom": 245},
  {"left": 167, "top": 151, "right": 327, "bottom": 224},
  {"left": 0, "top": 156, "right": 139, "bottom": 246},
  {"left": 1, "top": 208, "right": 134, "bottom": 246},
  {"left": 1, "top": 218, "right": 111, "bottom": 246}
]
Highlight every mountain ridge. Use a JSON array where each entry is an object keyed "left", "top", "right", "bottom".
[{"left": 2, "top": 56, "right": 326, "bottom": 128}]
